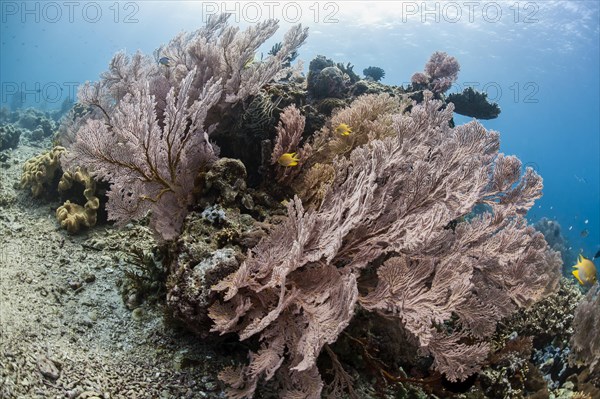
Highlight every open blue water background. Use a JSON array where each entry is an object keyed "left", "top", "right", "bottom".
[{"left": 1, "top": 1, "right": 598, "bottom": 263}]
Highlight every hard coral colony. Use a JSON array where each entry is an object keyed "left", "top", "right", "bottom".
[{"left": 16, "top": 11, "right": 591, "bottom": 399}]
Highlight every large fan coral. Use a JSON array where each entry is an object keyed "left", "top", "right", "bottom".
[
  {"left": 209, "top": 92, "right": 561, "bottom": 398},
  {"left": 62, "top": 14, "right": 307, "bottom": 240}
]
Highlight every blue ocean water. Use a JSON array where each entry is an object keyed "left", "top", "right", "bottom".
[{"left": 1, "top": 0, "right": 598, "bottom": 260}]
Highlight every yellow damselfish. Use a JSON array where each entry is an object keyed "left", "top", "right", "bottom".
[
  {"left": 335, "top": 123, "right": 352, "bottom": 136},
  {"left": 572, "top": 254, "right": 597, "bottom": 287},
  {"left": 278, "top": 152, "right": 300, "bottom": 167}
]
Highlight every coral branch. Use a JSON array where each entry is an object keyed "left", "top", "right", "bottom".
[
  {"left": 211, "top": 91, "right": 561, "bottom": 395},
  {"left": 64, "top": 69, "right": 221, "bottom": 240}
]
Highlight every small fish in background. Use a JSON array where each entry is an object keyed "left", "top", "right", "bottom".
[
  {"left": 584, "top": 219, "right": 589, "bottom": 224},
  {"left": 158, "top": 56, "right": 171, "bottom": 67},
  {"left": 580, "top": 229, "right": 589, "bottom": 238},
  {"left": 574, "top": 174, "right": 587, "bottom": 184},
  {"left": 243, "top": 53, "right": 257, "bottom": 69},
  {"left": 569, "top": 225, "right": 573, "bottom": 231},
  {"left": 593, "top": 250, "right": 600, "bottom": 260},
  {"left": 572, "top": 254, "right": 597, "bottom": 287},
  {"left": 335, "top": 123, "right": 352, "bottom": 136},
  {"left": 278, "top": 152, "right": 300, "bottom": 167}
]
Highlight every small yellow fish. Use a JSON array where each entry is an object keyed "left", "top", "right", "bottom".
[
  {"left": 572, "top": 254, "right": 597, "bottom": 287},
  {"left": 278, "top": 152, "right": 300, "bottom": 167},
  {"left": 335, "top": 123, "right": 352, "bottom": 136},
  {"left": 243, "top": 54, "right": 256, "bottom": 69}
]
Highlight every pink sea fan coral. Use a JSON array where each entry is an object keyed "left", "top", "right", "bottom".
[
  {"left": 210, "top": 92, "right": 561, "bottom": 397},
  {"left": 63, "top": 69, "right": 221, "bottom": 240},
  {"left": 62, "top": 14, "right": 308, "bottom": 239},
  {"left": 412, "top": 51, "right": 460, "bottom": 93}
]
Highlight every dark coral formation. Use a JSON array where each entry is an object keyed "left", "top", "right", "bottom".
[
  {"left": 17, "top": 108, "right": 57, "bottom": 140},
  {"left": 308, "top": 55, "right": 349, "bottom": 99},
  {"left": 0, "top": 123, "right": 22, "bottom": 151},
  {"left": 535, "top": 217, "right": 578, "bottom": 276},
  {"left": 447, "top": 87, "right": 501, "bottom": 119},
  {"left": 166, "top": 210, "right": 244, "bottom": 337},
  {"left": 363, "top": 66, "right": 385, "bottom": 82}
]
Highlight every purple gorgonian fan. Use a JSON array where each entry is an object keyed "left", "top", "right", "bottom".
[{"left": 63, "top": 69, "right": 222, "bottom": 240}]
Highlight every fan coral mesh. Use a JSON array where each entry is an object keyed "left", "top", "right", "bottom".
[
  {"left": 210, "top": 92, "right": 561, "bottom": 397},
  {"left": 63, "top": 15, "right": 308, "bottom": 239}
]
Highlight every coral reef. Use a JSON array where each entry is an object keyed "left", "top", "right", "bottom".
[
  {"left": 499, "top": 279, "right": 582, "bottom": 346},
  {"left": 55, "top": 167, "right": 100, "bottom": 233},
  {"left": 571, "top": 284, "right": 600, "bottom": 382},
  {"left": 11, "top": 17, "right": 572, "bottom": 395},
  {"left": 62, "top": 14, "right": 307, "bottom": 240},
  {"left": 307, "top": 55, "right": 349, "bottom": 99},
  {"left": 166, "top": 208, "right": 265, "bottom": 337},
  {"left": 0, "top": 123, "right": 22, "bottom": 150},
  {"left": 20, "top": 146, "right": 65, "bottom": 197},
  {"left": 475, "top": 279, "right": 583, "bottom": 397},
  {"left": 534, "top": 217, "right": 578, "bottom": 277},
  {"left": 411, "top": 51, "right": 460, "bottom": 94},
  {"left": 209, "top": 92, "right": 561, "bottom": 397},
  {"left": 200, "top": 158, "right": 252, "bottom": 208},
  {"left": 17, "top": 108, "right": 57, "bottom": 140},
  {"left": 363, "top": 66, "right": 385, "bottom": 82},
  {"left": 447, "top": 87, "right": 501, "bottom": 120}
]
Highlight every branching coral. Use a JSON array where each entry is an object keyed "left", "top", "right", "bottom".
[
  {"left": 209, "top": 92, "right": 561, "bottom": 397},
  {"left": 411, "top": 51, "right": 460, "bottom": 94},
  {"left": 309, "top": 93, "right": 406, "bottom": 163},
  {"left": 156, "top": 15, "right": 307, "bottom": 109},
  {"left": 571, "top": 284, "right": 600, "bottom": 380},
  {"left": 270, "top": 105, "right": 311, "bottom": 183},
  {"left": 63, "top": 14, "right": 308, "bottom": 240},
  {"left": 64, "top": 69, "right": 221, "bottom": 240},
  {"left": 284, "top": 93, "right": 407, "bottom": 207}
]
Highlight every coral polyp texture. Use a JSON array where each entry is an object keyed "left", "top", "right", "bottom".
[
  {"left": 56, "top": 167, "right": 99, "bottom": 233},
  {"left": 20, "top": 146, "right": 65, "bottom": 197},
  {"left": 209, "top": 92, "right": 561, "bottom": 397}
]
